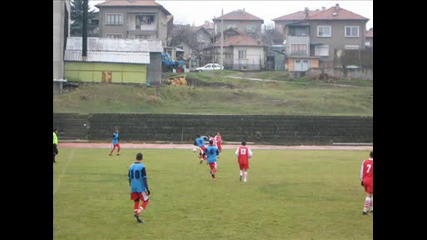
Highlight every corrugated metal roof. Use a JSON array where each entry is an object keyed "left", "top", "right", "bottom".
[
  {"left": 64, "top": 50, "right": 150, "bottom": 64},
  {"left": 64, "top": 37, "right": 162, "bottom": 64},
  {"left": 67, "top": 37, "right": 159, "bottom": 52}
]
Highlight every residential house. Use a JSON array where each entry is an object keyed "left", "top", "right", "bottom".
[
  {"left": 195, "top": 21, "right": 215, "bottom": 51},
  {"left": 168, "top": 22, "right": 215, "bottom": 68},
  {"left": 198, "top": 21, "right": 215, "bottom": 39},
  {"left": 365, "top": 28, "right": 373, "bottom": 48},
  {"left": 63, "top": 37, "right": 163, "bottom": 85},
  {"left": 208, "top": 34, "right": 265, "bottom": 71},
  {"left": 53, "top": 0, "right": 71, "bottom": 94},
  {"left": 192, "top": 23, "right": 214, "bottom": 66},
  {"left": 95, "top": 0, "right": 172, "bottom": 47},
  {"left": 221, "top": 28, "right": 244, "bottom": 40},
  {"left": 209, "top": 9, "right": 266, "bottom": 69},
  {"left": 266, "top": 45, "right": 286, "bottom": 71},
  {"left": 89, "top": 11, "right": 100, "bottom": 37},
  {"left": 273, "top": 4, "right": 369, "bottom": 71},
  {"left": 212, "top": 9, "right": 264, "bottom": 38},
  {"left": 167, "top": 24, "right": 194, "bottom": 59}
]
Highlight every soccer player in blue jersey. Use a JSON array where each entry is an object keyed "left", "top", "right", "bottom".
[
  {"left": 194, "top": 134, "right": 208, "bottom": 164},
  {"left": 205, "top": 139, "right": 220, "bottom": 180},
  {"left": 128, "top": 153, "right": 151, "bottom": 223},
  {"left": 109, "top": 129, "right": 121, "bottom": 156}
]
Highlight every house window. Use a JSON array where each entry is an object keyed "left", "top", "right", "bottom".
[
  {"left": 246, "top": 25, "right": 257, "bottom": 33},
  {"left": 226, "top": 25, "right": 237, "bottom": 30},
  {"left": 288, "top": 26, "right": 309, "bottom": 36},
  {"left": 344, "top": 45, "right": 360, "bottom": 50},
  {"left": 238, "top": 50, "right": 247, "bottom": 59},
  {"left": 290, "top": 44, "right": 308, "bottom": 55},
  {"left": 135, "top": 35, "right": 149, "bottom": 39},
  {"left": 314, "top": 45, "right": 329, "bottom": 56},
  {"left": 106, "top": 34, "right": 122, "bottom": 39},
  {"left": 317, "top": 26, "right": 331, "bottom": 37},
  {"left": 345, "top": 26, "right": 359, "bottom": 37},
  {"left": 136, "top": 15, "right": 155, "bottom": 29},
  {"left": 106, "top": 13, "right": 123, "bottom": 25}
]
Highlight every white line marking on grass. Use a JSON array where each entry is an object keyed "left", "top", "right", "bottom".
[{"left": 53, "top": 149, "right": 75, "bottom": 194}]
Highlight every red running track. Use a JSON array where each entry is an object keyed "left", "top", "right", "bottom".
[{"left": 60, "top": 142, "right": 372, "bottom": 151}]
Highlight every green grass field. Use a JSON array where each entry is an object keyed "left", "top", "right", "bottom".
[{"left": 53, "top": 148, "right": 373, "bottom": 240}]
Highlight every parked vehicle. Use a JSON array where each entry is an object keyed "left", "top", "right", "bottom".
[
  {"left": 195, "top": 63, "right": 224, "bottom": 72},
  {"left": 161, "top": 53, "right": 185, "bottom": 73}
]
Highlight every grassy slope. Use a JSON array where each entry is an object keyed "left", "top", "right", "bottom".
[{"left": 53, "top": 71, "right": 373, "bottom": 116}]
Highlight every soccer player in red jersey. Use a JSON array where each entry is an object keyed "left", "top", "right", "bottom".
[
  {"left": 215, "top": 131, "right": 223, "bottom": 152},
  {"left": 360, "top": 151, "right": 373, "bottom": 215},
  {"left": 235, "top": 141, "right": 253, "bottom": 182},
  {"left": 209, "top": 134, "right": 217, "bottom": 146}
]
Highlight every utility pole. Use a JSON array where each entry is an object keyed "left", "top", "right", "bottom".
[
  {"left": 82, "top": 0, "right": 88, "bottom": 57},
  {"left": 220, "top": 8, "right": 223, "bottom": 67}
]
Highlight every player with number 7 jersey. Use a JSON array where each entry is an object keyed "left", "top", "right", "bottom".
[{"left": 360, "top": 151, "right": 373, "bottom": 215}]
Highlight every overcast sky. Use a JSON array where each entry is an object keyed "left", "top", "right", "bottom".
[{"left": 90, "top": 0, "right": 373, "bottom": 30}]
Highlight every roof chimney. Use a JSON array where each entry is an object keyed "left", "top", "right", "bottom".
[
  {"left": 304, "top": 7, "right": 309, "bottom": 18},
  {"left": 335, "top": 3, "right": 340, "bottom": 11},
  {"left": 321, "top": 6, "right": 325, "bottom": 11}
]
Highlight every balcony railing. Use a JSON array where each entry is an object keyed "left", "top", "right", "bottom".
[{"left": 136, "top": 24, "right": 155, "bottom": 31}]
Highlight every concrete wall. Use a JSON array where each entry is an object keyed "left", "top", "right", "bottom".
[
  {"left": 53, "top": 113, "right": 373, "bottom": 145},
  {"left": 147, "top": 53, "right": 161, "bottom": 85},
  {"left": 305, "top": 67, "right": 373, "bottom": 80},
  {"left": 53, "top": 0, "right": 70, "bottom": 80},
  {"left": 309, "top": 20, "right": 367, "bottom": 62},
  {"left": 232, "top": 46, "right": 264, "bottom": 71}
]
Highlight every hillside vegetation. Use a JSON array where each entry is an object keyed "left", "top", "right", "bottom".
[{"left": 53, "top": 71, "right": 373, "bottom": 116}]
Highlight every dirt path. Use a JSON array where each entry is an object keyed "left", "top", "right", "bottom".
[{"left": 59, "top": 142, "right": 372, "bottom": 151}]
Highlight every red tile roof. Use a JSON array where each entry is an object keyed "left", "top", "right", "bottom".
[
  {"left": 213, "top": 9, "right": 264, "bottom": 23},
  {"left": 95, "top": 0, "right": 172, "bottom": 15},
  {"left": 96, "top": 0, "right": 160, "bottom": 7},
  {"left": 273, "top": 4, "right": 368, "bottom": 22},
  {"left": 366, "top": 28, "right": 373, "bottom": 37},
  {"left": 196, "top": 27, "right": 214, "bottom": 37},
  {"left": 199, "top": 22, "right": 214, "bottom": 30},
  {"left": 309, "top": 4, "right": 368, "bottom": 20},
  {"left": 96, "top": 0, "right": 171, "bottom": 15},
  {"left": 273, "top": 10, "right": 321, "bottom": 21},
  {"left": 213, "top": 35, "right": 263, "bottom": 47}
]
